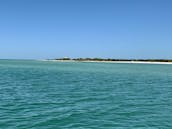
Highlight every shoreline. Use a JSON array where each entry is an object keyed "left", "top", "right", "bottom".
[{"left": 42, "top": 60, "right": 172, "bottom": 65}]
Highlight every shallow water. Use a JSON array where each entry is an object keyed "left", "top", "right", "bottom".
[{"left": 0, "top": 60, "right": 172, "bottom": 128}]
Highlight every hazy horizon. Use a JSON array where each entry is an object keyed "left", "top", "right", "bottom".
[{"left": 1, "top": 0, "right": 172, "bottom": 59}]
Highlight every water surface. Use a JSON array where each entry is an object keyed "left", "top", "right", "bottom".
[{"left": 0, "top": 60, "right": 172, "bottom": 128}]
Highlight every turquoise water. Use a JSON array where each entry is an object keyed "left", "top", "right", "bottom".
[{"left": 0, "top": 60, "right": 172, "bottom": 129}]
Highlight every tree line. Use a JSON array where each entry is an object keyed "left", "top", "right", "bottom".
[{"left": 55, "top": 58, "right": 172, "bottom": 62}]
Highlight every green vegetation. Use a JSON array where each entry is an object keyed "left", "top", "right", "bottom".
[
  {"left": 55, "top": 57, "right": 71, "bottom": 60},
  {"left": 55, "top": 58, "right": 172, "bottom": 62}
]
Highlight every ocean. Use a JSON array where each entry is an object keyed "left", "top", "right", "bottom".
[{"left": 0, "top": 60, "right": 172, "bottom": 128}]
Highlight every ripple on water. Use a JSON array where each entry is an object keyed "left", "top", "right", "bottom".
[{"left": 0, "top": 60, "right": 172, "bottom": 128}]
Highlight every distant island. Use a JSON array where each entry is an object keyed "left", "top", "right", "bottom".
[{"left": 47, "top": 57, "right": 172, "bottom": 63}]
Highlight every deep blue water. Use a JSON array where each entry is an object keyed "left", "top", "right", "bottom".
[{"left": 0, "top": 60, "right": 172, "bottom": 128}]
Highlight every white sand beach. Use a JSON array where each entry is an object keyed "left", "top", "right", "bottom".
[{"left": 42, "top": 60, "right": 172, "bottom": 65}]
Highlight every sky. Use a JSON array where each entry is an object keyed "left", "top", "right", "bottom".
[{"left": 0, "top": 0, "right": 172, "bottom": 59}]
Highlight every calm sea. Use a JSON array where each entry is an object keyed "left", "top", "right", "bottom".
[{"left": 0, "top": 60, "right": 172, "bottom": 128}]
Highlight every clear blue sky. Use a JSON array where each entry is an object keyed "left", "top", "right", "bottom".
[{"left": 0, "top": 0, "right": 172, "bottom": 59}]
